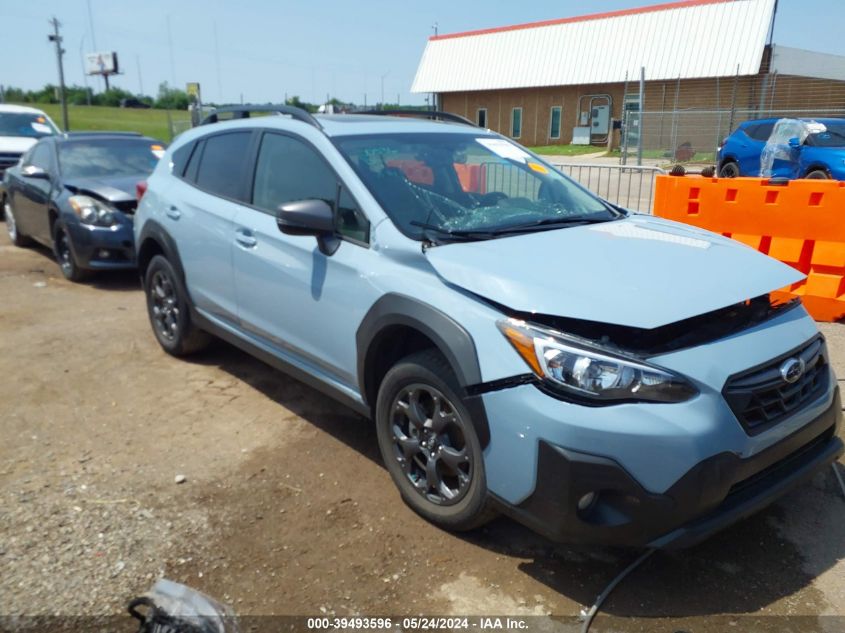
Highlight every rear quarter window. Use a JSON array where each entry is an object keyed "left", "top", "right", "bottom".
[
  {"left": 744, "top": 122, "right": 775, "bottom": 142},
  {"left": 171, "top": 142, "right": 194, "bottom": 177}
]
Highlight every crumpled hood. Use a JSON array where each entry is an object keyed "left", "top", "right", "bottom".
[
  {"left": 425, "top": 215, "right": 804, "bottom": 329},
  {"left": 64, "top": 175, "right": 142, "bottom": 203},
  {"left": 0, "top": 136, "right": 37, "bottom": 154}
]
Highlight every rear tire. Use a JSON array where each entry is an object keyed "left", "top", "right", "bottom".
[
  {"left": 375, "top": 349, "right": 496, "bottom": 532},
  {"left": 144, "top": 254, "right": 211, "bottom": 356},
  {"left": 53, "top": 224, "right": 90, "bottom": 282},
  {"left": 4, "top": 198, "right": 33, "bottom": 247},
  {"left": 718, "top": 161, "right": 740, "bottom": 178}
]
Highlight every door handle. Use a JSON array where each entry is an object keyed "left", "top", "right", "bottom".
[
  {"left": 235, "top": 229, "right": 258, "bottom": 248},
  {"left": 165, "top": 205, "right": 181, "bottom": 220}
]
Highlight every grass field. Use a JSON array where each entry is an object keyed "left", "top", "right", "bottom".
[
  {"left": 527, "top": 144, "right": 608, "bottom": 156},
  {"left": 14, "top": 103, "right": 192, "bottom": 141}
]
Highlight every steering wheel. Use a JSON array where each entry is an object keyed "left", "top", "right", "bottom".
[{"left": 477, "top": 191, "right": 509, "bottom": 206}]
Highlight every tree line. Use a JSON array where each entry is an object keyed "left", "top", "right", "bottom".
[
  {"left": 0, "top": 82, "right": 419, "bottom": 113},
  {"left": 0, "top": 82, "right": 191, "bottom": 110}
]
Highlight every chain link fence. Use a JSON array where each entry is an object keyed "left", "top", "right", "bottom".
[{"left": 618, "top": 73, "right": 845, "bottom": 165}]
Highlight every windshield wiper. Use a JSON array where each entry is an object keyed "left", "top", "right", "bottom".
[
  {"left": 487, "top": 215, "right": 613, "bottom": 235},
  {"left": 410, "top": 221, "right": 500, "bottom": 243}
]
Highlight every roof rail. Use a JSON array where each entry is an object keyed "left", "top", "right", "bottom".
[
  {"left": 63, "top": 131, "right": 144, "bottom": 137},
  {"left": 200, "top": 104, "right": 322, "bottom": 130},
  {"left": 356, "top": 109, "right": 478, "bottom": 127}
]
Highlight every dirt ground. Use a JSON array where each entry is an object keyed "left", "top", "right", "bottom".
[{"left": 1, "top": 226, "right": 845, "bottom": 633}]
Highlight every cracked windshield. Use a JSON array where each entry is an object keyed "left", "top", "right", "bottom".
[{"left": 335, "top": 133, "right": 617, "bottom": 241}]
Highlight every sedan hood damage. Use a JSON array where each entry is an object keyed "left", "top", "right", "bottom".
[
  {"left": 64, "top": 176, "right": 141, "bottom": 204},
  {"left": 425, "top": 215, "right": 804, "bottom": 330}
]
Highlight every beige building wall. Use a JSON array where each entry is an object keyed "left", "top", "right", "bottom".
[{"left": 440, "top": 74, "right": 845, "bottom": 148}]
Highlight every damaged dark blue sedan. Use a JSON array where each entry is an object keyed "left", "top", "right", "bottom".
[{"left": 1, "top": 132, "right": 164, "bottom": 281}]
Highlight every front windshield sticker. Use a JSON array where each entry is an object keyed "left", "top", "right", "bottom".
[
  {"left": 476, "top": 138, "right": 531, "bottom": 163},
  {"left": 150, "top": 144, "right": 165, "bottom": 159},
  {"left": 527, "top": 162, "right": 549, "bottom": 174},
  {"left": 590, "top": 221, "right": 711, "bottom": 249},
  {"left": 31, "top": 122, "right": 52, "bottom": 135}
]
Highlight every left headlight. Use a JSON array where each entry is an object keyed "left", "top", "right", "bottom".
[
  {"left": 497, "top": 318, "right": 698, "bottom": 404},
  {"left": 68, "top": 195, "right": 118, "bottom": 227}
]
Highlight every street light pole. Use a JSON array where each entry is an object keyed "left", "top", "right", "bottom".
[{"left": 48, "top": 17, "right": 69, "bottom": 131}]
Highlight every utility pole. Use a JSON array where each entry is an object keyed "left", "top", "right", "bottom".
[
  {"left": 48, "top": 17, "right": 69, "bottom": 131},
  {"left": 430, "top": 23, "right": 438, "bottom": 110},
  {"left": 380, "top": 71, "right": 390, "bottom": 109},
  {"left": 136, "top": 54, "right": 144, "bottom": 95}
]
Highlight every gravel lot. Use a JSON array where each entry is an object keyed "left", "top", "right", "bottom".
[{"left": 1, "top": 226, "right": 844, "bottom": 632}]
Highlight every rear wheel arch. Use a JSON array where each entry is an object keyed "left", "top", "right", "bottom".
[
  {"left": 137, "top": 220, "right": 186, "bottom": 288},
  {"left": 718, "top": 157, "right": 740, "bottom": 177}
]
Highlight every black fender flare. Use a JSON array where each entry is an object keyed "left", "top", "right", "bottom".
[
  {"left": 136, "top": 219, "right": 186, "bottom": 287},
  {"left": 356, "top": 293, "right": 490, "bottom": 447}
]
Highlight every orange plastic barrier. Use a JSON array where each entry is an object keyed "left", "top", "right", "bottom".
[{"left": 652, "top": 175, "right": 845, "bottom": 322}]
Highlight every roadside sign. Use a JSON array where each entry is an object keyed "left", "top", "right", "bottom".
[{"left": 186, "top": 83, "right": 201, "bottom": 101}]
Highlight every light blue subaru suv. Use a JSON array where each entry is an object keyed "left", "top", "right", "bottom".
[{"left": 135, "top": 106, "right": 842, "bottom": 548}]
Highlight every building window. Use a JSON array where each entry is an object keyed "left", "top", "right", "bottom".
[
  {"left": 511, "top": 107, "right": 522, "bottom": 139},
  {"left": 477, "top": 108, "right": 487, "bottom": 128},
  {"left": 549, "top": 106, "right": 562, "bottom": 140}
]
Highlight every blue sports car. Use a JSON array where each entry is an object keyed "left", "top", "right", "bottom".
[{"left": 717, "top": 117, "right": 845, "bottom": 180}]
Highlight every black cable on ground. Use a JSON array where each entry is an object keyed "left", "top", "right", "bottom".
[
  {"left": 579, "top": 548, "right": 656, "bottom": 633},
  {"left": 834, "top": 463, "right": 845, "bottom": 500}
]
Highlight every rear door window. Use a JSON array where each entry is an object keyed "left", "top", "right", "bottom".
[{"left": 194, "top": 132, "right": 252, "bottom": 200}]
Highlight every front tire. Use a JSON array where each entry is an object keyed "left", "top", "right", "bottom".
[
  {"left": 805, "top": 169, "right": 830, "bottom": 180},
  {"left": 4, "top": 198, "right": 33, "bottom": 247},
  {"left": 53, "top": 224, "right": 90, "bottom": 282},
  {"left": 144, "top": 254, "right": 211, "bottom": 356},
  {"left": 375, "top": 349, "right": 495, "bottom": 531}
]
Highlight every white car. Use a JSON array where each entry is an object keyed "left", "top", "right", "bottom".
[{"left": 0, "top": 104, "right": 61, "bottom": 203}]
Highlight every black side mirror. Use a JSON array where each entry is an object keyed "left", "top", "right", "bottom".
[
  {"left": 276, "top": 199, "right": 340, "bottom": 255},
  {"left": 22, "top": 165, "right": 49, "bottom": 180}
]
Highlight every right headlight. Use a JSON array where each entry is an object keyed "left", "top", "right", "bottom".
[
  {"left": 497, "top": 318, "right": 698, "bottom": 404},
  {"left": 69, "top": 195, "right": 118, "bottom": 227}
]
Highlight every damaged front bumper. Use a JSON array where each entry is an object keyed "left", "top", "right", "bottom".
[{"left": 492, "top": 389, "right": 841, "bottom": 548}]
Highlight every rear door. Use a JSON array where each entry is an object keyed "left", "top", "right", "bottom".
[{"left": 165, "top": 130, "right": 255, "bottom": 326}]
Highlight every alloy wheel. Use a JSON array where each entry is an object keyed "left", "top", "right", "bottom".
[
  {"left": 55, "top": 230, "right": 74, "bottom": 276},
  {"left": 389, "top": 384, "right": 472, "bottom": 506},
  {"left": 150, "top": 270, "right": 180, "bottom": 342}
]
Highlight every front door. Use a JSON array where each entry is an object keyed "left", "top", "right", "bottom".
[{"left": 233, "top": 131, "right": 374, "bottom": 391}]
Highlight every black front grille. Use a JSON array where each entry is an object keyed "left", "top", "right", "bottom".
[
  {"left": 0, "top": 152, "right": 22, "bottom": 170},
  {"left": 723, "top": 336, "right": 829, "bottom": 436}
]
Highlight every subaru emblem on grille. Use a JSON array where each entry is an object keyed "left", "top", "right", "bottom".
[{"left": 779, "top": 358, "right": 806, "bottom": 384}]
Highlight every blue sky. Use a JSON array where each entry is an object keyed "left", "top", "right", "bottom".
[{"left": 0, "top": 0, "right": 841, "bottom": 106}]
